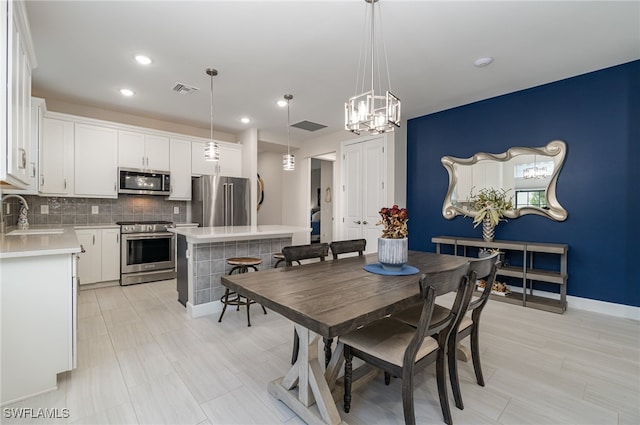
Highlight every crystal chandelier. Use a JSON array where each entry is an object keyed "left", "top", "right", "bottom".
[
  {"left": 204, "top": 68, "right": 220, "bottom": 162},
  {"left": 345, "top": 0, "right": 400, "bottom": 135},
  {"left": 283, "top": 94, "right": 295, "bottom": 171}
]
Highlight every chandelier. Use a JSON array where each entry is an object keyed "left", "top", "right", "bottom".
[
  {"left": 345, "top": 0, "right": 400, "bottom": 135},
  {"left": 204, "top": 68, "right": 220, "bottom": 162},
  {"left": 283, "top": 94, "right": 295, "bottom": 171}
]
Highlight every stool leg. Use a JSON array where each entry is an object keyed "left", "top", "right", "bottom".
[
  {"left": 218, "top": 288, "right": 230, "bottom": 323},
  {"left": 246, "top": 297, "right": 251, "bottom": 327}
]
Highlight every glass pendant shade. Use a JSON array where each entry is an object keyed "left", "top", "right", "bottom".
[
  {"left": 283, "top": 154, "right": 295, "bottom": 171},
  {"left": 345, "top": 0, "right": 401, "bottom": 136},
  {"left": 205, "top": 68, "right": 220, "bottom": 162}
]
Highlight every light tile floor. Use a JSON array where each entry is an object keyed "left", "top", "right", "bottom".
[{"left": 2, "top": 279, "right": 639, "bottom": 425}]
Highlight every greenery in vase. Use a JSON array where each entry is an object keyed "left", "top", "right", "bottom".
[
  {"left": 467, "top": 187, "right": 514, "bottom": 228},
  {"left": 377, "top": 205, "right": 408, "bottom": 239}
]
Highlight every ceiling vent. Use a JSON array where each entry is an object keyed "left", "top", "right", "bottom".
[
  {"left": 291, "top": 120, "right": 327, "bottom": 132},
  {"left": 172, "top": 83, "right": 199, "bottom": 95}
]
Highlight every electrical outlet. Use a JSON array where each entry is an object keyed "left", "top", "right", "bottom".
[
  {"left": 41, "top": 205, "right": 49, "bottom": 214},
  {"left": 91, "top": 205, "right": 99, "bottom": 214},
  {"left": 173, "top": 206, "right": 180, "bottom": 214},
  {"left": 5, "top": 203, "right": 9, "bottom": 214}
]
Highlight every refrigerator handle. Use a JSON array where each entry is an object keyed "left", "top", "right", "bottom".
[
  {"left": 229, "top": 183, "right": 235, "bottom": 226},
  {"left": 223, "top": 183, "right": 228, "bottom": 226}
]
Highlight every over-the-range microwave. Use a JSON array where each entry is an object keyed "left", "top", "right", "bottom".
[{"left": 118, "top": 168, "right": 171, "bottom": 196}]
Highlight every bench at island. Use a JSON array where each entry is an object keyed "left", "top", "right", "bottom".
[{"left": 171, "top": 225, "right": 310, "bottom": 318}]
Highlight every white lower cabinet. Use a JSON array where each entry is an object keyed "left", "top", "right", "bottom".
[
  {"left": 0, "top": 253, "right": 77, "bottom": 404},
  {"left": 76, "top": 228, "right": 120, "bottom": 285}
]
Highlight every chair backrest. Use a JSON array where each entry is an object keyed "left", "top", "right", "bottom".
[
  {"left": 404, "top": 262, "right": 471, "bottom": 366},
  {"left": 282, "top": 243, "right": 329, "bottom": 266},
  {"left": 329, "top": 239, "right": 366, "bottom": 259},
  {"left": 467, "top": 252, "right": 500, "bottom": 312}
]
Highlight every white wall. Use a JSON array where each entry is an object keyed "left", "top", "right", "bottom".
[{"left": 257, "top": 152, "right": 283, "bottom": 225}]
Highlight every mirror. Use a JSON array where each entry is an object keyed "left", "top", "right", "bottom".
[{"left": 442, "top": 140, "right": 568, "bottom": 221}]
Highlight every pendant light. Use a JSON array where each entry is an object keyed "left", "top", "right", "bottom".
[
  {"left": 283, "top": 94, "right": 295, "bottom": 171},
  {"left": 204, "top": 68, "right": 220, "bottom": 162},
  {"left": 345, "top": 0, "right": 400, "bottom": 135}
]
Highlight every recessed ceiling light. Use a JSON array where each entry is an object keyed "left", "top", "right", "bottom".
[
  {"left": 277, "top": 100, "right": 287, "bottom": 107},
  {"left": 474, "top": 57, "right": 494, "bottom": 68},
  {"left": 120, "top": 88, "right": 134, "bottom": 97},
  {"left": 240, "top": 117, "right": 251, "bottom": 124},
  {"left": 135, "top": 55, "right": 152, "bottom": 65}
]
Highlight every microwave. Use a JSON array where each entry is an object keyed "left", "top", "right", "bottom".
[{"left": 118, "top": 168, "right": 171, "bottom": 196}]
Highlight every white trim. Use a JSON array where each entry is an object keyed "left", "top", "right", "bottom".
[{"left": 187, "top": 300, "right": 222, "bottom": 318}]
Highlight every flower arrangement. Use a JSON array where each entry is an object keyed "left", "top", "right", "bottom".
[
  {"left": 377, "top": 205, "right": 408, "bottom": 239},
  {"left": 467, "top": 187, "right": 514, "bottom": 228}
]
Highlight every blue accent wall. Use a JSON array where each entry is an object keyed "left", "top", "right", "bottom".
[{"left": 407, "top": 60, "right": 639, "bottom": 308}]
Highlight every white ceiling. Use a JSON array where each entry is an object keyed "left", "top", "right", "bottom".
[{"left": 25, "top": 0, "right": 640, "bottom": 148}]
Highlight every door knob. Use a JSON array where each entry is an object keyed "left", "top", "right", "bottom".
[
  {"left": 354, "top": 220, "right": 361, "bottom": 224},
  {"left": 362, "top": 220, "right": 368, "bottom": 225}
]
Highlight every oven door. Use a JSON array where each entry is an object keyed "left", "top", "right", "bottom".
[{"left": 121, "top": 232, "right": 176, "bottom": 274}]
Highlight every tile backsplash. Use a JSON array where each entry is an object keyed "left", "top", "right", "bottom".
[{"left": 1, "top": 194, "right": 187, "bottom": 228}]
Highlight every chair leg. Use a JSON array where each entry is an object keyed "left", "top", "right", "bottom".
[
  {"left": 401, "top": 368, "right": 416, "bottom": 425},
  {"left": 291, "top": 329, "right": 299, "bottom": 365},
  {"left": 448, "top": 333, "right": 464, "bottom": 410},
  {"left": 384, "top": 372, "right": 391, "bottom": 385},
  {"left": 470, "top": 324, "right": 485, "bottom": 386},
  {"left": 246, "top": 296, "right": 251, "bottom": 327},
  {"left": 343, "top": 346, "right": 353, "bottom": 413},
  {"left": 436, "top": 347, "right": 453, "bottom": 425},
  {"left": 323, "top": 337, "right": 333, "bottom": 367},
  {"left": 218, "top": 288, "right": 230, "bottom": 323}
]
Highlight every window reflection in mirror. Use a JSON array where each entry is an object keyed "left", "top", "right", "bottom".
[{"left": 442, "top": 140, "right": 568, "bottom": 222}]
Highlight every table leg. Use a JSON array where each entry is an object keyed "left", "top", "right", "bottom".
[{"left": 268, "top": 324, "right": 343, "bottom": 425}]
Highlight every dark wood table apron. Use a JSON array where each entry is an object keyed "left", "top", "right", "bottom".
[{"left": 221, "top": 251, "right": 469, "bottom": 425}]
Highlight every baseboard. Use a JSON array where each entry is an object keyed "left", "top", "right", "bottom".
[{"left": 187, "top": 300, "right": 223, "bottom": 318}]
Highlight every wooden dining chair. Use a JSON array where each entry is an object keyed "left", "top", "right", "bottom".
[
  {"left": 281, "top": 243, "right": 331, "bottom": 365},
  {"left": 340, "top": 262, "right": 473, "bottom": 425},
  {"left": 393, "top": 251, "right": 500, "bottom": 410},
  {"left": 329, "top": 238, "right": 366, "bottom": 259}
]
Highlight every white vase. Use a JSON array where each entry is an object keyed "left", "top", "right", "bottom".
[{"left": 378, "top": 237, "right": 408, "bottom": 272}]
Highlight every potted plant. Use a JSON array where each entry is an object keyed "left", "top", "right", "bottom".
[
  {"left": 467, "top": 188, "right": 514, "bottom": 242},
  {"left": 376, "top": 205, "right": 409, "bottom": 271}
]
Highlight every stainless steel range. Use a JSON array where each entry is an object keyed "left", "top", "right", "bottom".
[{"left": 117, "top": 221, "right": 177, "bottom": 286}]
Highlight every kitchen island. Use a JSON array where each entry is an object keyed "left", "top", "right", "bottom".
[
  {"left": 0, "top": 227, "right": 81, "bottom": 405},
  {"left": 171, "top": 225, "right": 310, "bottom": 318}
]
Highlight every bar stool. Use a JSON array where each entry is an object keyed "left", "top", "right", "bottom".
[
  {"left": 218, "top": 257, "right": 267, "bottom": 326},
  {"left": 273, "top": 253, "right": 300, "bottom": 268}
]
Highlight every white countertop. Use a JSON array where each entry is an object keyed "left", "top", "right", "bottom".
[
  {"left": 171, "top": 225, "right": 311, "bottom": 243},
  {"left": 0, "top": 227, "right": 82, "bottom": 259}
]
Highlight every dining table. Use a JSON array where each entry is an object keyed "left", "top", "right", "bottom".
[{"left": 221, "top": 250, "right": 470, "bottom": 425}]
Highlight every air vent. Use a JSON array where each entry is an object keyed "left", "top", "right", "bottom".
[
  {"left": 291, "top": 120, "right": 327, "bottom": 132},
  {"left": 172, "top": 83, "right": 199, "bottom": 95}
]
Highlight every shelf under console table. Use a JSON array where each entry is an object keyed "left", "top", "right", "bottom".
[{"left": 432, "top": 236, "right": 568, "bottom": 314}]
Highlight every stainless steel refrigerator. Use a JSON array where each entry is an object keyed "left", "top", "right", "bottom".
[{"left": 192, "top": 175, "right": 250, "bottom": 227}]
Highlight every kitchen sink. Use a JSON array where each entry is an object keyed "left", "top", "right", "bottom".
[{"left": 8, "top": 228, "right": 64, "bottom": 236}]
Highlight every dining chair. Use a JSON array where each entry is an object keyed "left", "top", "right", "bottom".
[
  {"left": 329, "top": 238, "right": 366, "bottom": 259},
  {"left": 340, "top": 262, "right": 473, "bottom": 425},
  {"left": 281, "top": 243, "right": 331, "bottom": 365},
  {"left": 393, "top": 251, "right": 500, "bottom": 410}
]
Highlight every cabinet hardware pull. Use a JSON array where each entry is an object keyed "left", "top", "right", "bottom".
[
  {"left": 41, "top": 175, "right": 44, "bottom": 186},
  {"left": 354, "top": 220, "right": 361, "bottom": 224},
  {"left": 64, "top": 179, "right": 67, "bottom": 189},
  {"left": 30, "top": 162, "right": 36, "bottom": 178},
  {"left": 92, "top": 235, "right": 95, "bottom": 244},
  {"left": 80, "top": 244, "right": 86, "bottom": 254}
]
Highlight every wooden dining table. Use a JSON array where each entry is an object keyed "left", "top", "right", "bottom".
[{"left": 221, "top": 250, "right": 469, "bottom": 425}]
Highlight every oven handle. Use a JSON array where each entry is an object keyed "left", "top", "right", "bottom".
[{"left": 122, "top": 233, "right": 175, "bottom": 239}]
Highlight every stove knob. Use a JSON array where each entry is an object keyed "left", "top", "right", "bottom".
[{"left": 147, "top": 225, "right": 153, "bottom": 231}]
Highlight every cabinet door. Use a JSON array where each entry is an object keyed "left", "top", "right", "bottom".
[
  {"left": 191, "top": 141, "right": 217, "bottom": 176},
  {"left": 218, "top": 144, "right": 242, "bottom": 177},
  {"left": 40, "top": 118, "right": 74, "bottom": 195},
  {"left": 74, "top": 123, "right": 118, "bottom": 198},
  {"left": 169, "top": 138, "right": 192, "bottom": 200},
  {"left": 76, "top": 230, "right": 101, "bottom": 285},
  {"left": 100, "top": 229, "right": 121, "bottom": 282},
  {"left": 145, "top": 134, "right": 170, "bottom": 171},
  {"left": 118, "top": 130, "right": 146, "bottom": 169}
]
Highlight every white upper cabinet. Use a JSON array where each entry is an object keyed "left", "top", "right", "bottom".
[
  {"left": 74, "top": 123, "right": 118, "bottom": 198},
  {"left": 169, "top": 138, "right": 192, "bottom": 200},
  {"left": 1, "top": 0, "right": 36, "bottom": 188},
  {"left": 192, "top": 140, "right": 242, "bottom": 177},
  {"left": 40, "top": 117, "right": 74, "bottom": 196},
  {"left": 118, "top": 130, "right": 170, "bottom": 171}
]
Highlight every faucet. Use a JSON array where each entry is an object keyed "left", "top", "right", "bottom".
[{"left": 0, "top": 194, "right": 30, "bottom": 233}]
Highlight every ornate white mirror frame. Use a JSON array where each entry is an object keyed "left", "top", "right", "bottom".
[{"left": 441, "top": 140, "right": 568, "bottom": 222}]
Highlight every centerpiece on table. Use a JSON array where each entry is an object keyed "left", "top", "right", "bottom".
[
  {"left": 467, "top": 187, "right": 514, "bottom": 242},
  {"left": 377, "top": 205, "right": 409, "bottom": 271}
]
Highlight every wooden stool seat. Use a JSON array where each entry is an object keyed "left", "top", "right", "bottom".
[{"left": 218, "top": 257, "right": 266, "bottom": 326}]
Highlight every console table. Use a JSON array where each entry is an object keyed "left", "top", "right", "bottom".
[{"left": 432, "top": 236, "right": 568, "bottom": 314}]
